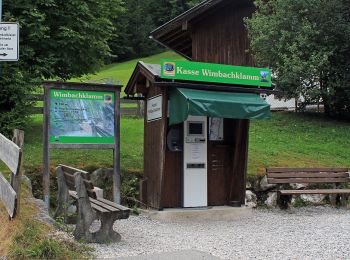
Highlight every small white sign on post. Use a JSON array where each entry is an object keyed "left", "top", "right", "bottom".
[
  {"left": 0, "top": 23, "right": 19, "bottom": 61},
  {"left": 147, "top": 95, "right": 163, "bottom": 122}
]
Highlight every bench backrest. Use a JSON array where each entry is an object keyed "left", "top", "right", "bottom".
[
  {"left": 0, "top": 133, "right": 22, "bottom": 218},
  {"left": 58, "top": 164, "right": 97, "bottom": 199},
  {"left": 266, "top": 168, "right": 350, "bottom": 184}
]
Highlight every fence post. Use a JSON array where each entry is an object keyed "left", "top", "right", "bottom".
[{"left": 11, "top": 129, "right": 24, "bottom": 215}]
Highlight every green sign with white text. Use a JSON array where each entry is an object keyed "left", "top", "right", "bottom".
[
  {"left": 50, "top": 89, "right": 115, "bottom": 144},
  {"left": 161, "top": 60, "right": 272, "bottom": 87}
]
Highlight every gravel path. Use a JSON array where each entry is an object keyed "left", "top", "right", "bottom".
[{"left": 92, "top": 206, "right": 350, "bottom": 259}]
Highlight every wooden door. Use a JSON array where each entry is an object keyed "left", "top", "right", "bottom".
[{"left": 207, "top": 144, "right": 232, "bottom": 205}]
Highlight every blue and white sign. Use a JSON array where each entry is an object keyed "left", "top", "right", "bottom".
[{"left": 0, "top": 23, "right": 19, "bottom": 61}]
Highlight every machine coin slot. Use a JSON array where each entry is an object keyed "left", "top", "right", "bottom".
[{"left": 186, "top": 163, "right": 205, "bottom": 169}]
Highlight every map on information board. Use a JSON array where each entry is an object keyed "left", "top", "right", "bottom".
[{"left": 50, "top": 89, "right": 115, "bottom": 144}]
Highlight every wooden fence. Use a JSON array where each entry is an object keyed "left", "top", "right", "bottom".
[{"left": 30, "top": 94, "right": 143, "bottom": 117}]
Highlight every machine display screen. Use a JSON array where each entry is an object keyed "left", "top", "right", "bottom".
[{"left": 188, "top": 122, "right": 204, "bottom": 135}]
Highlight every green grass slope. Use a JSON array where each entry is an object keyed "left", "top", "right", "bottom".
[
  {"left": 23, "top": 112, "right": 350, "bottom": 177},
  {"left": 78, "top": 51, "right": 184, "bottom": 86}
]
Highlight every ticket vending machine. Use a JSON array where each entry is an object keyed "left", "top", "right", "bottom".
[{"left": 183, "top": 115, "right": 208, "bottom": 207}]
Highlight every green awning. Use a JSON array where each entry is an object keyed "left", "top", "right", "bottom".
[{"left": 169, "top": 88, "right": 271, "bottom": 125}]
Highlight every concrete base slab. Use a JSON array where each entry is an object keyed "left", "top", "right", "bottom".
[
  {"left": 116, "top": 250, "right": 221, "bottom": 260},
  {"left": 142, "top": 206, "right": 252, "bottom": 221}
]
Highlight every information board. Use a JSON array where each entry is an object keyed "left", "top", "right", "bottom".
[{"left": 50, "top": 89, "right": 115, "bottom": 144}]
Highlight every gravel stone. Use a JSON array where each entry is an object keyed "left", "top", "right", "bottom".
[{"left": 92, "top": 206, "right": 350, "bottom": 259}]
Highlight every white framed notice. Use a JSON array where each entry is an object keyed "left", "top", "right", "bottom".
[
  {"left": 0, "top": 23, "right": 19, "bottom": 61},
  {"left": 147, "top": 95, "right": 162, "bottom": 122}
]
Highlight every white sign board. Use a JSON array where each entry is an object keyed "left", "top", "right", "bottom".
[
  {"left": 0, "top": 23, "right": 19, "bottom": 61},
  {"left": 147, "top": 95, "right": 162, "bottom": 122}
]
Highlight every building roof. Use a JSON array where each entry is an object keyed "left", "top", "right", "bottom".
[
  {"left": 150, "top": 0, "right": 251, "bottom": 59},
  {"left": 141, "top": 62, "right": 161, "bottom": 77}
]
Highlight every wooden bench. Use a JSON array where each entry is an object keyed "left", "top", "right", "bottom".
[
  {"left": 54, "top": 164, "right": 130, "bottom": 243},
  {"left": 266, "top": 168, "right": 350, "bottom": 209},
  {"left": 0, "top": 131, "right": 23, "bottom": 219}
]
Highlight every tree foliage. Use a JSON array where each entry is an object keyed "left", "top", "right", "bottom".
[
  {"left": 109, "top": 0, "right": 202, "bottom": 62},
  {"left": 0, "top": 0, "right": 202, "bottom": 135},
  {"left": 0, "top": 0, "right": 122, "bottom": 135},
  {"left": 246, "top": 0, "right": 350, "bottom": 120}
]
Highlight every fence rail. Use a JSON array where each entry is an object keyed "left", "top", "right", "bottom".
[{"left": 30, "top": 94, "right": 143, "bottom": 117}]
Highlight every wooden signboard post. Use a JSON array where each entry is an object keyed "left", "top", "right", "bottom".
[{"left": 42, "top": 82, "right": 122, "bottom": 209}]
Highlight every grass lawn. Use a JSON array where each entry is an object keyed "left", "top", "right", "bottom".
[
  {"left": 21, "top": 112, "right": 349, "bottom": 176},
  {"left": 248, "top": 112, "right": 350, "bottom": 175},
  {"left": 76, "top": 51, "right": 184, "bottom": 87},
  {"left": 24, "top": 115, "right": 144, "bottom": 173}
]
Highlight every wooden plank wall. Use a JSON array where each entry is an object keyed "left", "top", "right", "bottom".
[
  {"left": 191, "top": 3, "right": 255, "bottom": 206},
  {"left": 162, "top": 123, "right": 183, "bottom": 208},
  {"left": 143, "top": 84, "right": 167, "bottom": 209},
  {"left": 192, "top": 4, "right": 255, "bottom": 66}
]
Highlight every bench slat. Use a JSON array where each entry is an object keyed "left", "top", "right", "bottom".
[
  {"left": 97, "top": 197, "right": 130, "bottom": 212},
  {"left": 63, "top": 172, "right": 96, "bottom": 198},
  {"left": 63, "top": 172, "right": 95, "bottom": 190},
  {"left": 69, "top": 191, "right": 109, "bottom": 213},
  {"left": 89, "top": 198, "right": 121, "bottom": 213},
  {"left": 279, "top": 189, "right": 350, "bottom": 195},
  {"left": 266, "top": 168, "right": 348, "bottom": 173},
  {"left": 59, "top": 164, "right": 90, "bottom": 179},
  {"left": 267, "top": 172, "right": 349, "bottom": 178},
  {"left": 68, "top": 190, "right": 129, "bottom": 214},
  {"left": 268, "top": 177, "right": 349, "bottom": 184}
]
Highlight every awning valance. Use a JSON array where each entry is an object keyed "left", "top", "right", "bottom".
[{"left": 169, "top": 88, "right": 271, "bottom": 125}]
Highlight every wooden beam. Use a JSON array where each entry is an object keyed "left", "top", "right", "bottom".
[
  {"left": 268, "top": 177, "right": 349, "bottom": 184},
  {"left": 266, "top": 168, "right": 349, "bottom": 173},
  {"left": 0, "top": 134, "right": 21, "bottom": 175},
  {"left": 113, "top": 89, "right": 121, "bottom": 204},
  {"left": 0, "top": 172, "right": 17, "bottom": 218},
  {"left": 267, "top": 172, "right": 349, "bottom": 178},
  {"left": 10, "top": 129, "right": 24, "bottom": 216},
  {"left": 43, "top": 85, "right": 51, "bottom": 208}
]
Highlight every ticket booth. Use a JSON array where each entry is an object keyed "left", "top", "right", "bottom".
[{"left": 125, "top": 0, "right": 274, "bottom": 210}]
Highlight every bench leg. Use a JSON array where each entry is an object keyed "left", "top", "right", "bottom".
[
  {"left": 92, "top": 213, "right": 122, "bottom": 243},
  {"left": 339, "top": 194, "right": 349, "bottom": 207},
  {"left": 277, "top": 193, "right": 291, "bottom": 210},
  {"left": 54, "top": 167, "right": 69, "bottom": 222},
  {"left": 73, "top": 173, "right": 96, "bottom": 242},
  {"left": 73, "top": 204, "right": 96, "bottom": 242}
]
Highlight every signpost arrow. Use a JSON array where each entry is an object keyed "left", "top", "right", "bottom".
[{"left": 0, "top": 53, "right": 8, "bottom": 56}]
